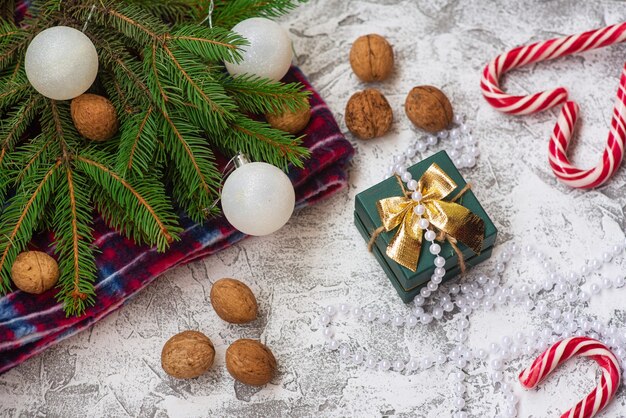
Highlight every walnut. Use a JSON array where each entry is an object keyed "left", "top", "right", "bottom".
[
  {"left": 350, "top": 34, "right": 394, "bottom": 82},
  {"left": 266, "top": 101, "right": 311, "bottom": 134},
  {"left": 345, "top": 89, "right": 393, "bottom": 139},
  {"left": 405, "top": 86, "right": 454, "bottom": 133},
  {"left": 226, "top": 339, "right": 277, "bottom": 386},
  {"left": 70, "top": 94, "right": 119, "bottom": 142},
  {"left": 11, "top": 251, "right": 59, "bottom": 294},
  {"left": 210, "top": 278, "right": 258, "bottom": 324},
  {"left": 161, "top": 330, "right": 215, "bottom": 379}
]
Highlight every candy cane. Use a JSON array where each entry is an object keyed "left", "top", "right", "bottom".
[
  {"left": 481, "top": 23, "right": 626, "bottom": 189},
  {"left": 519, "top": 336, "right": 621, "bottom": 418}
]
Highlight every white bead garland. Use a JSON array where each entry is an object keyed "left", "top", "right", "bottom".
[
  {"left": 385, "top": 113, "right": 477, "bottom": 181},
  {"left": 319, "top": 240, "right": 626, "bottom": 416}
]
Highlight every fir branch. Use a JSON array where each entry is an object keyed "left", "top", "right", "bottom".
[
  {"left": 0, "top": 69, "right": 34, "bottom": 113},
  {"left": 228, "top": 116, "right": 309, "bottom": 168},
  {"left": 124, "top": 0, "right": 206, "bottom": 23},
  {"left": 0, "top": 150, "right": 8, "bottom": 206},
  {"left": 224, "top": 74, "right": 310, "bottom": 114},
  {"left": 0, "top": 94, "right": 41, "bottom": 158},
  {"left": 213, "top": 0, "right": 307, "bottom": 29},
  {"left": 75, "top": 2, "right": 169, "bottom": 45},
  {"left": 76, "top": 151, "right": 181, "bottom": 251},
  {"left": 0, "top": 82, "right": 31, "bottom": 114},
  {"left": 99, "top": 70, "right": 136, "bottom": 121},
  {"left": 44, "top": 99, "right": 83, "bottom": 161},
  {"left": 0, "top": 161, "right": 60, "bottom": 294},
  {"left": 92, "top": 34, "right": 152, "bottom": 105},
  {"left": 52, "top": 166, "right": 97, "bottom": 316},
  {"left": 0, "top": 20, "right": 20, "bottom": 44},
  {"left": 0, "top": 1, "right": 17, "bottom": 22},
  {"left": 152, "top": 42, "right": 238, "bottom": 130},
  {"left": 169, "top": 25, "right": 245, "bottom": 63},
  {"left": 12, "top": 133, "right": 59, "bottom": 184},
  {"left": 159, "top": 111, "right": 221, "bottom": 222},
  {"left": 0, "top": 21, "right": 30, "bottom": 71},
  {"left": 115, "top": 106, "right": 158, "bottom": 177},
  {"left": 92, "top": 186, "right": 151, "bottom": 245},
  {"left": 148, "top": 42, "right": 170, "bottom": 105},
  {"left": 0, "top": 95, "right": 43, "bottom": 201}
]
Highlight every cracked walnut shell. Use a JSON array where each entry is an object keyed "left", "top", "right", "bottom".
[
  {"left": 161, "top": 330, "right": 215, "bottom": 379},
  {"left": 11, "top": 251, "right": 59, "bottom": 294},
  {"left": 350, "top": 34, "right": 394, "bottom": 82},
  {"left": 345, "top": 89, "right": 393, "bottom": 139},
  {"left": 226, "top": 339, "right": 277, "bottom": 386},
  {"left": 210, "top": 278, "right": 258, "bottom": 324}
]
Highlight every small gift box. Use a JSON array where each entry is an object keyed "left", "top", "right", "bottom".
[{"left": 355, "top": 150, "right": 497, "bottom": 302}]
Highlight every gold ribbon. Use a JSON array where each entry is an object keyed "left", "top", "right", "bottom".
[{"left": 368, "top": 163, "right": 485, "bottom": 272}]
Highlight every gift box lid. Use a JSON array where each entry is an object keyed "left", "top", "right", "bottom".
[{"left": 355, "top": 150, "right": 497, "bottom": 291}]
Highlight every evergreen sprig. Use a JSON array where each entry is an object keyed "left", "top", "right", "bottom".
[
  {"left": 0, "top": 2, "right": 17, "bottom": 22},
  {"left": 0, "top": 0, "right": 309, "bottom": 315},
  {"left": 212, "top": 0, "right": 307, "bottom": 29}
]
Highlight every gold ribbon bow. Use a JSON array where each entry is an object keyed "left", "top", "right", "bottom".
[{"left": 368, "top": 163, "right": 485, "bottom": 272}]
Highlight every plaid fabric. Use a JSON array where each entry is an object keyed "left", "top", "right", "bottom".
[
  {"left": 0, "top": 65, "right": 354, "bottom": 374},
  {"left": 15, "top": 0, "right": 30, "bottom": 21}
]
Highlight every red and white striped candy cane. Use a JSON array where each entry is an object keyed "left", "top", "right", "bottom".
[
  {"left": 519, "top": 336, "right": 621, "bottom": 418},
  {"left": 481, "top": 23, "right": 626, "bottom": 188}
]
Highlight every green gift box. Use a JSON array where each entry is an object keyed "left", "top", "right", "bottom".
[{"left": 354, "top": 150, "right": 497, "bottom": 302}]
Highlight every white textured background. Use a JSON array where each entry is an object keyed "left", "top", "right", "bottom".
[{"left": 2, "top": 1, "right": 626, "bottom": 417}]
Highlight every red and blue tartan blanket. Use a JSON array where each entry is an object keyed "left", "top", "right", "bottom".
[{"left": 0, "top": 63, "right": 354, "bottom": 374}]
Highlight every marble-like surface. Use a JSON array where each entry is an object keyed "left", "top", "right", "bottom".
[{"left": 2, "top": 1, "right": 626, "bottom": 416}]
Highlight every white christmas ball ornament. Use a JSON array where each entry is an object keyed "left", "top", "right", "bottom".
[
  {"left": 25, "top": 26, "right": 99, "bottom": 100},
  {"left": 225, "top": 18, "right": 293, "bottom": 81},
  {"left": 221, "top": 162, "right": 295, "bottom": 236}
]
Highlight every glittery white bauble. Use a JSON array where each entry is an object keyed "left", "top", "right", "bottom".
[
  {"left": 225, "top": 18, "right": 293, "bottom": 81},
  {"left": 221, "top": 162, "right": 295, "bottom": 236},
  {"left": 25, "top": 26, "right": 99, "bottom": 100}
]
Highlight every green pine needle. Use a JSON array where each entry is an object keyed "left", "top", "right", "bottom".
[
  {"left": 225, "top": 74, "right": 310, "bottom": 114},
  {"left": 76, "top": 149, "right": 183, "bottom": 252},
  {"left": 212, "top": 0, "right": 307, "bottom": 29},
  {"left": 0, "top": 161, "right": 60, "bottom": 294},
  {"left": 170, "top": 25, "right": 246, "bottom": 64},
  {"left": 115, "top": 107, "right": 158, "bottom": 177},
  {"left": 52, "top": 166, "right": 98, "bottom": 316}
]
